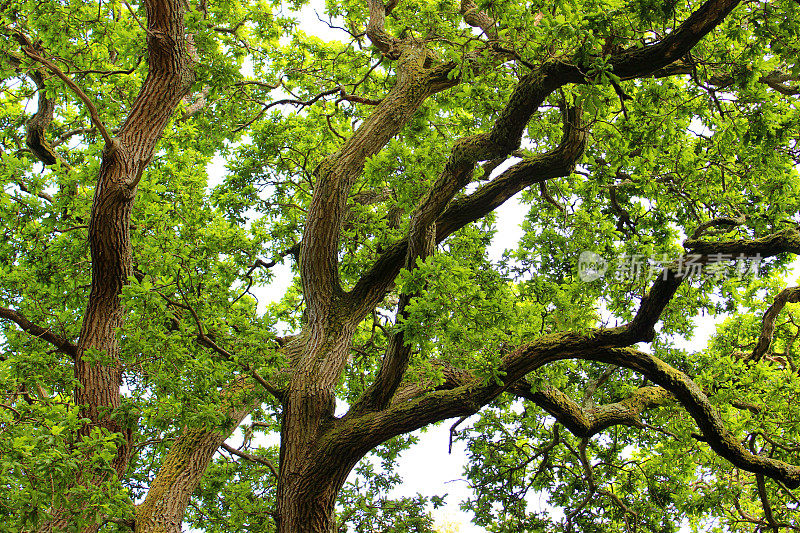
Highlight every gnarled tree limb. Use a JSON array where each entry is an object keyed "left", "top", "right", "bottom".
[
  {"left": 0, "top": 306, "right": 78, "bottom": 358},
  {"left": 750, "top": 286, "right": 800, "bottom": 361},
  {"left": 508, "top": 379, "right": 672, "bottom": 439},
  {"left": 19, "top": 44, "right": 114, "bottom": 149}
]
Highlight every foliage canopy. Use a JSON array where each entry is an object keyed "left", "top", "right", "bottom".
[{"left": 2, "top": 0, "right": 800, "bottom": 531}]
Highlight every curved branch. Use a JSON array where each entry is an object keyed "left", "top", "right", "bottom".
[
  {"left": 0, "top": 306, "right": 78, "bottom": 359},
  {"left": 366, "top": 0, "right": 401, "bottom": 59},
  {"left": 10, "top": 32, "right": 61, "bottom": 166},
  {"left": 70, "top": 0, "right": 196, "bottom": 483},
  {"left": 135, "top": 388, "right": 257, "bottom": 531},
  {"left": 349, "top": 104, "right": 586, "bottom": 318},
  {"left": 332, "top": 230, "right": 800, "bottom": 488},
  {"left": 348, "top": 0, "right": 744, "bottom": 316},
  {"left": 609, "top": 0, "right": 742, "bottom": 80},
  {"left": 587, "top": 347, "right": 800, "bottom": 489},
  {"left": 341, "top": 345, "right": 800, "bottom": 490},
  {"left": 346, "top": 0, "right": 745, "bottom": 326},
  {"left": 691, "top": 215, "right": 746, "bottom": 239},
  {"left": 751, "top": 286, "right": 800, "bottom": 361},
  {"left": 351, "top": 209, "right": 436, "bottom": 412},
  {"left": 20, "top": 47, "right": 114, "bottom": 149},
  {"left": 508, "top": 379, "right": 672, "bottom": 438},
  {"left": 221, "top": 442, "right": 278, "bottom": 479},
  {"left": 460, "top": 0, "right": 498, "bottom": 41},
  {"left": 349, "top": 107, "right": 584, "bottom": 410},
  {"left": 684, "top": 228, "right": 800, "bottom": 257},
  {"left": 233, "top": 87, "right": 340, "bottom": 133},
  {"left": 300, "top": 41, "right": 441, "bottom": 325}
]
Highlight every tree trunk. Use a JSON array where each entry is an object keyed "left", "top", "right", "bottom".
[
  {"left": 134, "top": 399, "right": 254, "bottom": 533},
  {"left": 274, "top": 325, "right": 362, "bottom": 533},
  {"left": 31, "top": 2, "right": 193, "bottom": 531},
  {"left": 75, "top": 146, "right": 137, "bottom": 473},
  {"left": 275, "top": 442, "right": 357, "bottom": 533}
]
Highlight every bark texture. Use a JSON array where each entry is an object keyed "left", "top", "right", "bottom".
[
  {"left": 134, "top": 392, "right": 255, "bottom": 533},
  {"left": 74, "top": 0, "right": 194, "bottom": 476},
  {"left": 20, "top": 1, "right": 194, "bottom": 531}
]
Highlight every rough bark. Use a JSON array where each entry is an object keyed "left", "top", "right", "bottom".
[
  {"left": 5, "top": 0, "right": 785, "bottom": 530},
  {"left": 508, "top": 380, "right": 673, "bottom": 438},
  {"left": 750, "top": 286, "right": 800, "bottom": 361},
  {"left": 275, "top": 327, "right": 359, "bottom": 533},
  {"left": 134, "top": 389, "right": 255, "bottom": 533},
  {"left": 26, "top": 1, "right": 194, "bottom": 530},
  {"left": 12, "top": 31, "right": 61, "bottom": 167},
  {"left": 74, "top": 0, "right": 193, "bottom": 475},
  {"left": 328, "top": 230, "right": 800, "bottom": 496}
]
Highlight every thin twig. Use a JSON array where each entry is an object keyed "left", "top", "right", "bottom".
[
  {"left": 21, "top": 48, "right": 114, "bottom": 148},
  {"left": 221, "top": 442, "right": 279, "bottom": 478},
  {"left": 121, "top": 0, "right": 147, "bottom": 33}
]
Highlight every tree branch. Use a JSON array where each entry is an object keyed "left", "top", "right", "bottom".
[
  {"left": 684, "top": 228, "right": 800, "bottom": 256},
  {"left": 0, "top": 306, "right": 77, "bottom": 358},
  {"left": 691, "top": 215, "right": 746, "bottom": 239},
  {"left": 349, "top": 104, "right": 586, "bottom": 317},
  {"left": 348, "top": 0, "right": 744, "bottom": 329},
  {"left": 221, "top": 442, "right": 278, "bottom": 478},
  {"left": 333, "top": 230, "right": 800, "bottom": 487},
  {"left": 750, "top": 286, "right": 800, "bottom": 362},
  {"left": 163, "top": 292, "right": 284, "bottom": 402},
  {"left": 460, "top": 0, "right": 498, "bottom": 41},
  {"left": 340, "top": 344, "right": 800, "bottom": 489},
  {"left": 8, "top": 31, "right": 62, "bottom": 167},
  {"left": 300, "top": 40, "right": 442, "bottom": 327},
  {"left": 20, "top": 47, "right": 114, "bottom": 149},
  {"left": 233, "top": 87, "right": 341, "bottom": 133},
  {"left": 508, "top": 379, "right": 671, "bottom": 438},
  {"left": 609, "top": 0, "right": 742, "bottom": 80},
  {"left": 365, "top": 0, "right": 401, "bottom": 59},
  {"left": 351, "top": 200, "right": 436, "bottom": 412},
  {"left": 136, "top": 390, "right": 257, "bottom": 529}
]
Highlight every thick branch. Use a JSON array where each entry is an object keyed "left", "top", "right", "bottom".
[
  {"left": 751, "top": 287, "right": 800, "bottom": 361},
  {"left": 349, "top": 0, "right": 743, "bottom": 314},
  {"left": 352, "top": 212, "right": 436, "bottom": 411},
  {"left": 135, "top": 390, "right": 256, "bottom": 532},
  {"left": 609, "top": 0, "right": 742, "bottom": 80},
  {"left": 69, "top": 0, "right": 196, "bottom": 495},
  {"left": 10, "top": 32, "right": 60, "bottom": 166},
  {"left": 0, "top": 306, "right": 78, "bottom": 358},
  {"left": 338, "top": 345, "right": 800, "bottom": 490},
  {"left": 460, "top": 0, "right": 498, "bottom": 40},
  {"left": 301, "top": 41, "right": 441, "bottom": 325},
  {"left": 349, "top": 105, "right": 586, "bottom": 316},
  {"left": 691, "top": 215, "right": 746, "bottom": 239},
  {"left": 508, "top": 379, "right": 672, "bottom": 438},
  {"left": 366, "top": 0, "right": 400, "bottom": 59},
  {"left": 11, "top": 177, "right": 55, "bottom": 203},
  {"left": 684, "top": 228, "right": 800, "bottom": 257},
  {"left": 760, "top": 70, "right": 800, "bottom": 96},
  {"left": 333, "top": 231, "right": 800, "bottom": 488},
  {"left": 586, "top": 347, "right": 800, "bottom": 489}
]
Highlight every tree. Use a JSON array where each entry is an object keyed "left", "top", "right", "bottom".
[{"left": 1, "top": 0, "right": 800, "bottom": 530}]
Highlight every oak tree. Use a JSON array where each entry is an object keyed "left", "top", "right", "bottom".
[{"left": 2, "top": 0, "right": 800, "bottom": 531}]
